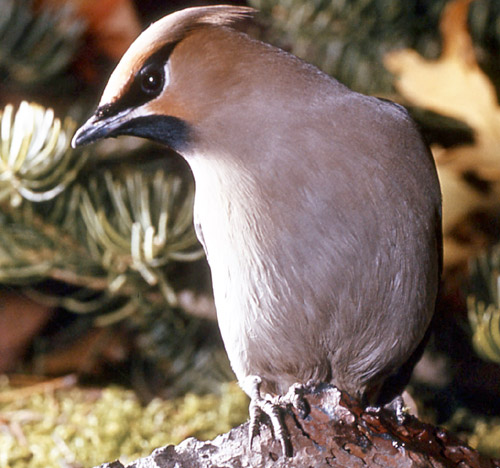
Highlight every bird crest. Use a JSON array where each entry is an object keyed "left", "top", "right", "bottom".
[{"left": 99, "top": 5, "right": 255, "bottom": 107}]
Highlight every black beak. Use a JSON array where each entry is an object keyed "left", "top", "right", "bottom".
[{"left": 71, "top": 109, "right": 131, "bottom": 148}]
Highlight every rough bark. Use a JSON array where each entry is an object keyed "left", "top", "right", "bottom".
[{"left": 96, "top": 384, "right": 500, "bottom": 468}]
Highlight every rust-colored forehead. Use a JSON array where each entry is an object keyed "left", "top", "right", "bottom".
[{"left": 100, "top": 5, "right": 254, "bottom": 107}]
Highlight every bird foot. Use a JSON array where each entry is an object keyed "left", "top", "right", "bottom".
[
  {"left": 277, "top": 380, "right": 314, "bottom": 419},
  {"left": 247, "top": 376, "right": 293, "bottom": 457}
]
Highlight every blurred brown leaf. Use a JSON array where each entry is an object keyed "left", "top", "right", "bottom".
[
  {"left": 384, "top": 0, "right": 500, "bottom": 269},
  {"left": 0, "top": 291, "right": 53, "bottom": 373},
  {"left": 37, "top": 0, "right": 141, "bottom": 60},
  {"left": 38, "top": 327, "right": 129, "bottom": 376},
  {"left": 35, "top": 0, "right": 142, "bottom": 84}
]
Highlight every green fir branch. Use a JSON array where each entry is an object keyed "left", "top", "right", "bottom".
[
  {"left": 0, "top": 102, "right": 203, "bottom": 316},
  {"left": 0, "top": 100, "right": 216, "bottom": 389},
  {"left": 468, "top": 247, "right": 500, "bottom": 364},
  {"left": 0, "top": 0, "right": 85, "bottom": 85},
  {"left": 80, "top": 169, "right": 203, "bottom": 306},
  {"left": 0, "top": 101, "right": 88, "bottom": 207}
]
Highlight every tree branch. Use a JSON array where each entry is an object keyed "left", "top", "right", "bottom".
[{"left": 93, "top": 384, "right": 500, "bottom": 468}]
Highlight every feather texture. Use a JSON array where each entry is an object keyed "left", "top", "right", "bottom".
[{"left": 73, "top": 6, "right": 442, "bottom": 405}]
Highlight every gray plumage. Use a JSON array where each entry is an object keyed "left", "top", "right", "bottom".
[{"left": 73, "top": 5, "right": 441, "bottom": 406}]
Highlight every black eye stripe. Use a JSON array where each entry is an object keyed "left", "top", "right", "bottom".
[
  {"left": 109, "top": 115, "right": 191, "bottom": 151},
  {"left": 96, "top": 42, "right": 175, "bottom": 119}
]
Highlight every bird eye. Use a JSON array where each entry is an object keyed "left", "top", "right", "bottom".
[{"left": 139, "top": 64, "right": 165, "bottom": 95}]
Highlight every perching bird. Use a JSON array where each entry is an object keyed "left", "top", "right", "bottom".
[{"left": 73, "top": 4, "right": 442, "bottom": 456}]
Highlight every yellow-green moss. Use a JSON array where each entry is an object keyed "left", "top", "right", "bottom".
[
  {"left": 0, "top": 378, "right": 248, "bottom": 468},
  {"left": 468, "top": 419, "right": 500, "bottom": 458}
]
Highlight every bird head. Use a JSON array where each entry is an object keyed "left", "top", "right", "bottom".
[{"left": 72, "top": 5, "right": 255, "bottom": 154}]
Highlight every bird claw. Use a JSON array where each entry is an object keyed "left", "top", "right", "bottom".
[
  {"left": 247, "top": 376, "right": 293, "bottom": 457},
  {"left": 385, "top": 395, "right": 409, "bottom": 424},
  {"left": 366, "top": 394, "right": 408, "bottom": 425},
  {"left": 278, "top": 380, "right": 313, "bottom": 419}
]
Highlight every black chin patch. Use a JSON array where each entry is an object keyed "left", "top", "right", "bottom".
[{"left": 112, "top": 115, "right": 192, "bottom": 152}]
